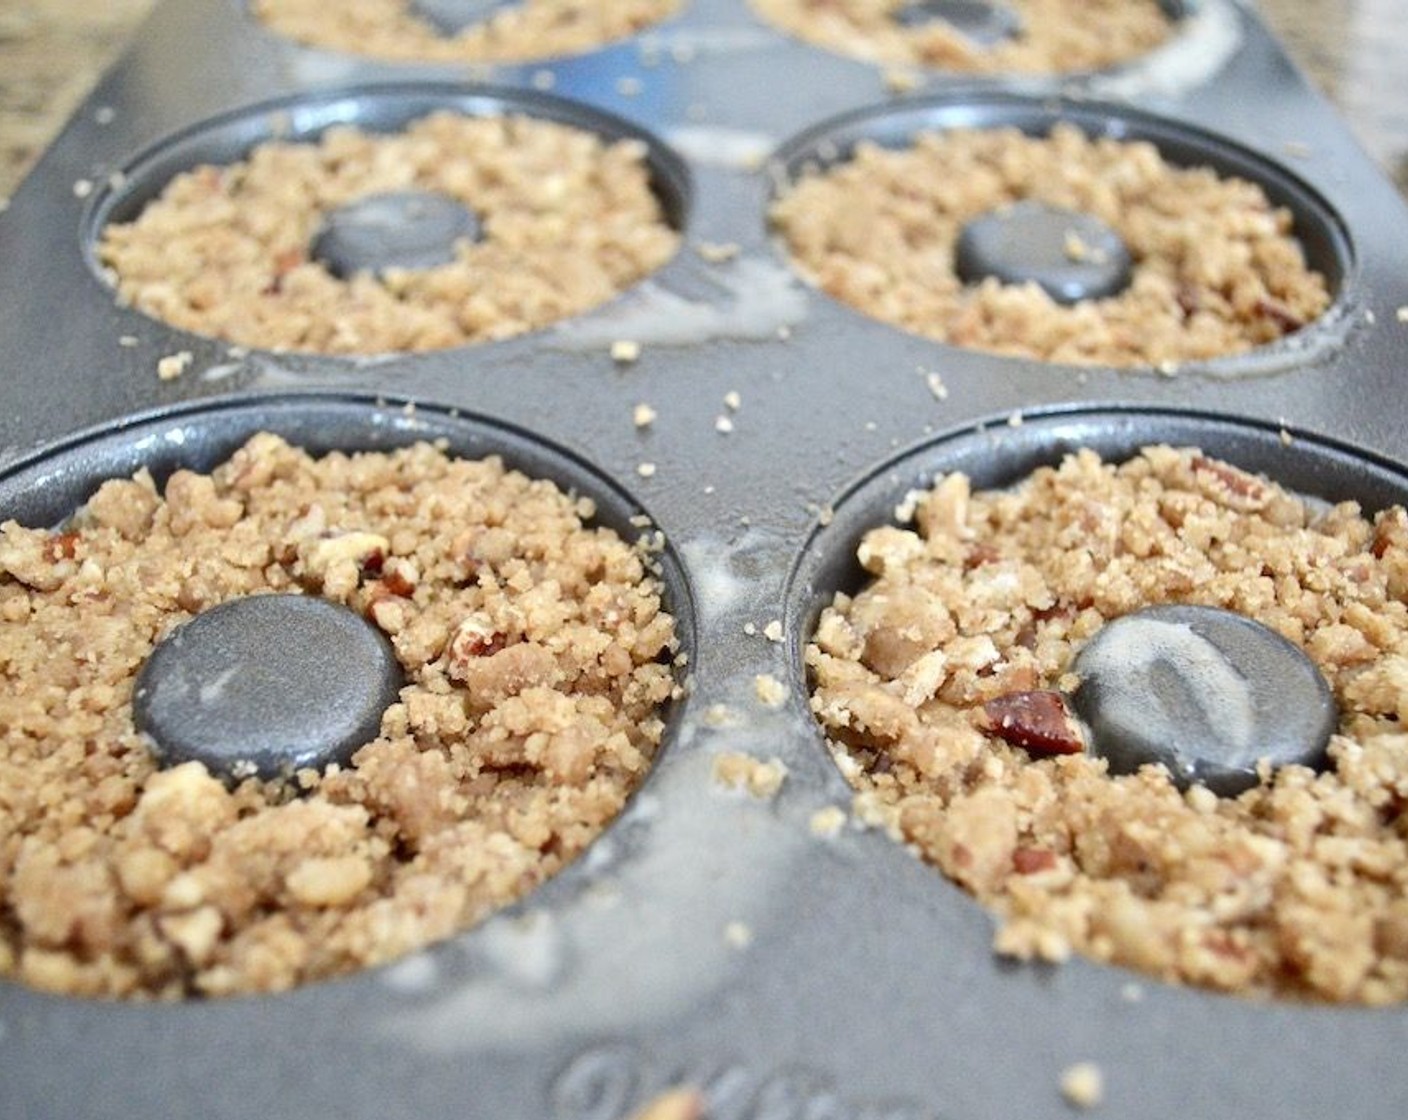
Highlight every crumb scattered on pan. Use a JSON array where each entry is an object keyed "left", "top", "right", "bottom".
[
  {"left": 637, "top": 462, "right": 657, "bottom": 478},
  {"left": 628, "top": 1086, "right": 705, "bottom": 1120},
  {"left": 715, "top": 416, "right": 734, "bottom": 435},
  {"left": 99, "top": 113, "right": 677, "bottom": 356},
  {"left": 883, "top": 66, "right": 924, "bottom": 93},
  {"left": 156, "top": 350, "right": 194, "bottom": 381},
  {"left": 723, "top": 390, "right": 742, "bottom": 411},
  {"left": 696, "top": 241, "right": 741, "bottom": 264},
  {"left": 723, "top": 920, "right": 754, "bottom": 948},
  {"left": 702, "top": 703, "right": 739, "bottom": 729},
  {"left": 763, "top": 619, "right": 784, "bottom": 643},
  {"left": 1059, "top": 1062, "right": 1105, "bottom": 1110},
  {"left": 1396, "top": 306, "right": 1408, "bottom": 323},
  {"left": 754, "top": 673, "right": 787, "bottom": 709},
  {"left": 808, "top": 445, "right": 1408, "bottom": 1003},
  {"left": 772, "top": 124, "right": 1330, "bottom": 368},
  {"left": 925, "top": 372, "right": 948, "bottom": 400},
  {"left": 633, "top": 403, "right": 657, "bottom": 428},
  {"left": 0, "top": 434, "right": 677, "bottom": 998},
  {"left": 712, "top": 753, "right": 788, "bottom": 800},
  {"left": 253, "top": 0, "right": 680, "bottom": 64},
  {"left": 750, "top": 0, "right": 1172, "bottom": 73},
  {"left": 612, "top": 340, "right": 644, "bottom": 364},
  {"left": 617, "top": 76, "right": 644, "bottom": 97},
  {"left": 809, "top": 806, "right": 848, "bottom": 839}
]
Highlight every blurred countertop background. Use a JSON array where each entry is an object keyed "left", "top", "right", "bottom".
[{"left": 1, "top": 0, "right": 1404, "bottom": 199}]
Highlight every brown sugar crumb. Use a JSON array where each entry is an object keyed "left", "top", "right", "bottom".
[
  {"left": 809, "top": 805, "right": 848, "bottom": 839},
  {"left": 253, "top": 0, "right": 680, "bottom": 63},
  {"left": 156, "top": 350, "right": 194, "bottom": 381},
  {"left": 750, "top": 0, "right": 1172, "bottom": 74},
  {"left": 771, "top": 125, "right": 1330, "bottom": 368},
  {"left": 696, "top": 240, "right": 741, "bottom": 264},
  {"left": 628, "top": 1087, "right": 705, "bottom": 1120},
  {"left": 612, "top": 340, "right": 643, "bottom": 365},
  {"left": 753, "top": 673, "right": 787, "bottom": 709},
  {"left": 1059, "top": 1062, "right": 1105, "bottom": 1110},
  {"left": 98, "top": 113, "right": 678, "bottom": 356},
  {"left": 807, "top": 445, "right": 1408, "bottom": 1004},
  {"left": 712, "top": 753, "right": 788, "bottom": 800},
  {"left": 0, "top": 434, "right": 677, "bottom": 999}
]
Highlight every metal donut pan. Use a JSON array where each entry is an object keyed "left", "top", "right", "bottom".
[{"left": 1, "top": 0, "right": 1408, "bottom": 1117}]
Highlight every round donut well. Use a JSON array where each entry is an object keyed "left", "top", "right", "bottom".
[
  {"left": 789, "top": 405, "right": 1408, "bottom": 1004},
  {"left": 81, "top": 84, "right": 692, "bottom": 353},
  {"left": 0, "top": 391, "right": 696, "bottom": 999},
  {"left": 748, "top": 0, "right": 1193, "bottom": 77},
  {"left": 768, "top": 95, "right": 1355, "bottom": 361}
]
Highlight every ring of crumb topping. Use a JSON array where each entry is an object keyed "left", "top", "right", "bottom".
[
  {"left": 750, "top": 0, "right": 1174, "bottom": 74},
  {"left": 0, "top": 432, "right": 678, "bottom": 998},
  {"left": 807, "top": 443, "right": 1408, "bottom": 1003},
  {"left": 253, "top": 0, "right": 680, "bottom": 64},
  {"left": 771, "top": 123, "right": 1331, "bottom": 368},
  {"left": 98, "top": 111, "right": 679, "bottom": 356}
]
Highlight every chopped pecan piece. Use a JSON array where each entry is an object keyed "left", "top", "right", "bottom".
[
  {"left": 448, "top": 614, "right": 506, "bottom": 662},
  {"left": 1254, "top": 297, "right": 1305, "bottom": 333},
  {"left": 1013, "top": 846, "right": 1058, "bottom": 874},
  {"left": 44, "top": 532, "right": 80, "bottom": 562},
  {"left": 1191, "top": 455, "right": 1266, "bottom": 502},
  {"left": 982, "top": 690, "right": 1086, "bottom": 756}
]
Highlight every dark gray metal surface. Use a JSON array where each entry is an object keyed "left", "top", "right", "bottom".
[{"left": 1, "top": 1, "right": 1407, "bottom": 1117}]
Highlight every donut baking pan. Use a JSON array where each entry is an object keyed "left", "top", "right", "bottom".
[{"left": 2, "top": 0, "right": 1408, "bottom": 1116}]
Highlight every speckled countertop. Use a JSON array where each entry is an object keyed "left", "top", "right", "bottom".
[{"left": 0, "top": 0, "right": 1404, "bottom": 198}]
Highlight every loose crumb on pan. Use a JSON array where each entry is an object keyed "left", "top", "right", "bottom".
[
  {"left": 628, "top": 1087, "right": 705, "bottom": 1120},
  {"left": 750, "top": 0, "right": 1172, "bottom": 74},
  {"left": 99, "top": 113, "right": 678, "bottom": 356},
  {"left": 712, "top": 753, "right": 788, "bottom": 800},
  {"left": 771, "top": 124, "right": 1330, "bottom": 368},
  {"left": 723, "top": 919, "right": 754, "bottom": 948},
  {"left": 0, "top": 434, "right": 677, "bottom": 998},
  {"left": 883, "top": 67, "right": 924, "bottom": 94},
  {"left": 754, "top": 673, "right": 787, "bottom": 709},
  {"left": 807, "top": 445, "right": 1408, "bottom": 1004},
  {"left": 633, "top": 403, "right": 657, "bottom": 428},
  {"left": 696, "top": 241, "right": 741, "bottom": 264},
  {"left": 1059, "top": 1062, "right": 1105, "bottom": 1110},
  {"left": 156, "top": 351, "right": 194, "bottom": 381},
  {"left": 612, "top": 340, "right": 643, "bottom": 365},
  {"left": 252, "top": 0, "right": 681, "bottom": 64},
  {"left": 809, "top": 805, "right": 848, "bottom": 839}
]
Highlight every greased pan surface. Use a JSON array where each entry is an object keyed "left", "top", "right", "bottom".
[{"left": 2, "top": 1, "right": 1408, "bottom": 1117}]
